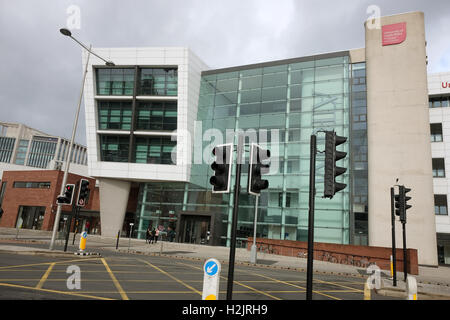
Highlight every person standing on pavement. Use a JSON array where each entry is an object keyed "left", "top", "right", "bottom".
[
  {"left": 154, "top": 228, "right": 160, "bottom": 244},
  {"left": 146, "top": 226, "right": 152, "bottom": 244},
  {"left": 151, "top": 228, "right": 156, "bottom": 244}
]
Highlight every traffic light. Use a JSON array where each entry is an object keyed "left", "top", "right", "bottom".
[
  {"left": 57, "top": 184, "right": 75, "bottom": 205},
  {"left": 396, "top": 185, "right": 412, "bottom": 223},
  {"left": 248, "top": 143, "right": 271, "bottom": 195},
  {"left": 76, "top": 179, "right": 90, "bottom": 207},
  {"left": 394, "top": 188, "right": 403, "bottom": 218},
  {"left": 324, "top": 131, "right": 347, "bottom": 199},
  {"left": 210, "top": 143, "right": 233, "bottom": 193}
]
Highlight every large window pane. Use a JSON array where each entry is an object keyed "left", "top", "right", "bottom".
[
  {"left": 97, "top": 101, "right": 132, "bottom": 130},
  {"left": 136, "top": 101, "right": 177, "bottom": 131},
  {"left": 134, "top": 136, "right": 176, "bottom": 164},
  {"left": 139, "top": 68, "right": 178, "bottom": 96},
  {"left": 100, "top": 135, "right": 129, "bottom": 162}
]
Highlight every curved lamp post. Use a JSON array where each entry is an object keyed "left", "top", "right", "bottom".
[{"left": 49, "top": 28, "right": 114, "bottom": 250}]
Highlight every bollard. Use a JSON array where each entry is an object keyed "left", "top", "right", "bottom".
[
  {"left": 390, "top": 255, "right": 394, "bottom": 278},
  {"left": 202, "top": 258, "right": 221, "bottom": 300},
  {"left": 364, "top": 278, "right": 371, "bottom": 300},
  {"left": 79, "top": 231, "right": 87, "bottom": 252},
  {"left": 406, "top": 276, "right": 418, "bottom": 300},
  {"left": 116, "top": 230, "right": 120, "bottom": 250}
]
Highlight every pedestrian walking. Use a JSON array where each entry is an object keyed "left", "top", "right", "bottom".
[
  {"left": 154, "top": 228, "right": 160, "bottom": 244},
  {"left": 151, "top": 228, "right": 156, "bottom": 244},
  {"left": 146, "top": 226, "right": 152, "bottom": 244}
]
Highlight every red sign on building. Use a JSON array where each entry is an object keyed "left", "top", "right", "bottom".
[
  {"left": 443, "top": 82, "right": 449, "bottom": 89},
  {"left": 382, "top": 22, "right": 407, "bottom": 46}
]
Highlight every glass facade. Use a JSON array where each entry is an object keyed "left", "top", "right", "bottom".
[
  {"left": 0, "top": 137, "right": 15, "bottom": 163},
  {"left": 98, "top": 101, "right": 132, "bottom": 130},
  {"left": 350, "top": 63, "right": 368, "bottom": 245},
  {"left": 27, "top": 137, "right": 58, "bottom": 168},
  {"left": 95, "top": 67, "right": 178, "bottom": 164},
  {"left": 14, "top": 139, "right": 29, "bottom": 165},
  {"left": 136, "top": 101, "right": 177, "bottom": 131},
  {"left": 134, "top": 54, "right": 369, "bottom": 247}
]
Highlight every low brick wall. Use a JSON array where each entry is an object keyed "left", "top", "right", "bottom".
[{"left": 247, "top": 237, "right": 418, "bottom": 275}]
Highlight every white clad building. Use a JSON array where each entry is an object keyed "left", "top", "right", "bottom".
[
  {"left": 428, "top": 71, "right": 450, "bottom": 264},
  {"left": 82, "top": 47, "right": 208, "bottom": 237}
]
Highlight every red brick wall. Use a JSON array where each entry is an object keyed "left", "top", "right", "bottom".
[
  {"left": 247, "top": 237, "right": 418, "bottom": 275},
  {"left": 0, "top": 171, "right": 97, "bottom": 231}
]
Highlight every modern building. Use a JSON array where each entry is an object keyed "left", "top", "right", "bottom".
[
  {"left": 428, "top": 72, "right": 450, "bottom": 264},
  {"left": 81, "top": 11, "right": 440, "bottom": 266},
  {"left": 0, "top": 122, "right": 88, "bottom": 177},
  {"left": 0, "top": 170, "right": 98, "bottom": 233}
]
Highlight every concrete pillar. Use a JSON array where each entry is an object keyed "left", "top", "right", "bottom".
[
  {"left": 365, "top": 12, "right": 438, "bottom": 266},
  {"left": 99, "top": 178, "right": 131, "bottom": 237}
]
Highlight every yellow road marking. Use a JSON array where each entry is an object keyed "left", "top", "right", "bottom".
[
  {"left": 139, "top": 259, "right": 202, "bottom": 296},
  {"left": 36, "top": 263, "right": 55, "bottom": 289},
  {"left": 177, "top": 262, "right": 281, "bottom": 300},
  {"left": 0, "top": 282, "right": 114, "bottom": 300},
  {"left": 314, "top": 279, "right": 364, "bottom": 293},
  {"left": 0, "top": 258, "right": 101, "bottom": 270},
  {"left": 100, "top": 258, "right": 129, "bottom": 300},
  {"left": 236, "top": 268, "right": 342, "bottom": 301}
]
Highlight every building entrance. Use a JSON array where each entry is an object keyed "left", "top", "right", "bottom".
[
  {"left": 180, "top": 215, "right": 211, "bottom": 244},
  {"left": 15, "top": 206, "right": 46, "bottom": 230}
]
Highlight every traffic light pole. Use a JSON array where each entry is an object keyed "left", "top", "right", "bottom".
[
  {"left": 250, "top": 195, "right": 259, "bottom": 264},
  {"left": 306, "top": 134, "right": 317, "bottom": 301},
  {"left": 390, "top": 187, "right": 397, "bottom": 286},
  {"left": 226, "top": 133, "right": 244, "bottom": 301},
  {"left": 402, "top": 221, "right": 408, "bottom": 281}
]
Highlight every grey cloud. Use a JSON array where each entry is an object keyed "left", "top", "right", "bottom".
[{"left": 0, "top": 0, "right": 449, "bottom": 146}]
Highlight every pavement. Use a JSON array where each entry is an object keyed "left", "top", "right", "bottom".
[{"left": 1, "top": 227, "right": 450, "bottom": 300}]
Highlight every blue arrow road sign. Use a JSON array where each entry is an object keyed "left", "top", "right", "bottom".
[{"left": 204, "top": 260, "right": 218, "bottom": 276}]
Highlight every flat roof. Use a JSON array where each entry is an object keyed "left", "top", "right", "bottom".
[{"left": 202, "top": 50, "right": 350, "bottom": 76}]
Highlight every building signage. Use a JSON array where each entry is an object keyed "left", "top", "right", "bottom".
[
  {"left": 382, "top": 22, "right": 407, "bottom": 46},
  {"left": 443, "top": 82, "right": 449, "bottom": 89}
]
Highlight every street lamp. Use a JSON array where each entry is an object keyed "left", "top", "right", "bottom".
[
  {"left": 49, "top": 28, "right": 115, "bottom": 250},
  {"left": 59, "top": 28, "right": 115, "bottom": 66}
]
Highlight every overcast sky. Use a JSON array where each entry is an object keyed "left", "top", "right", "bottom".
[{"left": 0, "top": 0, "right": 449, "bottom": 145}]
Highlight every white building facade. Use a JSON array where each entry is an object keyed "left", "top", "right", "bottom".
[
  {"left": 82, "top": 47, "right": 208, "bottom": 236},
  {"left": 428, "top": 71, "right": 450, "bottom": 264}
]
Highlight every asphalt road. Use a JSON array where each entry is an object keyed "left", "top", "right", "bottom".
[{"left": 0, "top": 249, "right": 394, "bottom": 301}]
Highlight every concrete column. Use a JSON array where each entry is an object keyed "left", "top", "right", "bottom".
[
  {"left": 99, "top": 178, "right": 131, "bottom": 237},
  {"left": 365, "top": 12, "right": 437, "bottom": 266}
]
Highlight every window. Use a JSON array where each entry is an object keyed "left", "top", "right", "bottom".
[
  {"left": 136, "top": 101, "right": 177, "bottom": 131},
  {"left": 431, "top": 123, "right": 443, "bottom": 142},
  {"left": 100, "top": 135, "right": 130, "bottom": 162},
  {"left": 432, "top": 158, "right": 446, "bottom": 178},
  {"left": 0, "top": 137, "right": 16, "bottom": 163},
  {"left": 134, "top": 137, "right": 176, "bottom": 165},
  {"left": 139, "top": 68, "right": 178, "bottom": 96},
  {"left": 27, "top": 137, "right": 58, "bottom": 168},
  {"left": 14, "top": 139, "right": 29, "bottom": 165},
  {"left": 435, "top": 195, "right": 448, "bottom": 215},
  {"left": 98, "top": 101, "right": 132, "bottom": 130},
  {"left": 96, "top": 68, "right": 135, "bottom": 96},
  {"left": 13, "top": 181, "right": 51, "bottom": 189},
  {"left": 429, "top": 97, "right": 449, "bottom": 108}
]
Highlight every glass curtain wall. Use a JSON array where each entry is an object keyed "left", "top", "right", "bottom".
[
  {"left": 96, "top": 67, "right": 178, "bottom": 164},
  {"left": 350, "top": 63, "right": 368, "bottom": 245},
  {"left": 137, "top": 55, "right": 356, "bottom": 246},
  {"left": 0, "top": 137, "right": 15, "bottom": 163}
]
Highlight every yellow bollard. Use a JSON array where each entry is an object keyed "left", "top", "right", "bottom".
[
  {"left": 364, "top": 279, "right": 371, "bottom": 300},
  {"left": 79, "top": 231, "right": 87, "bottom": 251},
  {"left": 390, "top": 255, "right": 394, "bottom": 278}
]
